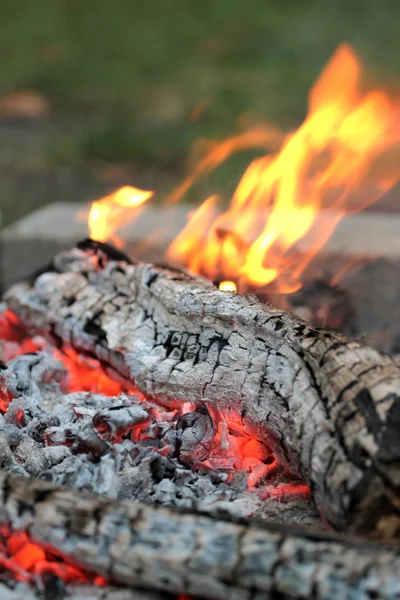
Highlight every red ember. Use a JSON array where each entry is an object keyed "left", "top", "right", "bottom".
[{"left": 0, "top": 525, "right": 107, "bottom": 587}]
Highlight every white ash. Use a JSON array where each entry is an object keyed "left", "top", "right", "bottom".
[{"left": 0, "top": 349, "right": 319, "bottom": 526}]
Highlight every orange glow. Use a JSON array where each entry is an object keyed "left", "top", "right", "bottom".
[
  {"left": 219, "top": 280, "right": 237, "bottom": 292},
  {"left": 167, "top": 45, "right": 400, "bottom": 293},
  {"left": 53, "top": 347, "right": 140, "bottom": 396},
  {"left": 88, "top": 185, "right": 153, "bottom": 244},
  {"left": 0, "top": 525, "right": 108, "bottom": 586}
]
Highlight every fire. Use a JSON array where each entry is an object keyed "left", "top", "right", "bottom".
[
  {"left": 167, "top": 45, "right": 400, "bottom": 292},
  {"left": 88, "top": 185, "right": 153, "bottom": 245},
  {"left": 0, "top": 525, "right": 107, "bottom": 587},
  {"left": 219, "top": 280, "right": 237, "bottom": 292},
  {"left": 86, "top": 45, "right": 400, "bottom": 294}
]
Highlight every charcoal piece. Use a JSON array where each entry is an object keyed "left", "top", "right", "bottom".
[
  {"left": 4, "top": 397, "right": 42, "bottom": 427},
  {"left": 177, "top": 406, "right": 217, "bottom": 464},
  {"left": 25, "top": 415, "right": 61, "bottom": 444},
  {"left": 0, "top": 426, "right": 28, "bottom": 451},
  {"left": 156, "top": 424, "right": 178, "bottom": 455},
  {"left": 72, "top": 423, "right": 111, "bottom": 457},
  {"left": 43, "top": 454, "right": 96, "bottom": 490},
  {"left": 45, "top": 425, "right": 79, "bottom": 447},
  {"left": 91, "top": 455, "right": 121, "bottom": 499},
  {"left": 93, "top": 405, "right": 151, "bottom": 440},
  {"left": 4, "top": 352, "right": 67, "bottom": 401},
  {"left": 0, "top": 436, "right": 18, "bottom": 470},
  {"left": 41, "top": 445, "right": 72, "bottom": 469},
  {"left": 149, "top": 454, "right": 177, "bottom": 483},
  {"left": 152, "top": 478, "right": 180, "bottom": 505},
  {"left": 13, "top": 436, "right": 46, "bottom": 476}
]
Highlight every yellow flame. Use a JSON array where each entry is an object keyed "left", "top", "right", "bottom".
[
  {"left": 167, "top": 44, "right": 400, "bottom": 293},
  {"left": 219, "top": 280, "right": 237, "bottom": 292},
  {"left": 86, "top": 45, "right": 400, "bottom": 296},
  {"left": 88, "top": 186, "right": 153, "bottom": 243}
]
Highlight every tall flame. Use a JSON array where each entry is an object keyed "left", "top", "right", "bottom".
[
  {"left": 87, "top": 45, "right": 400, "bottom": 294},
  {"left": 167, "top": 45, "right": 400, "bottom": 292}
]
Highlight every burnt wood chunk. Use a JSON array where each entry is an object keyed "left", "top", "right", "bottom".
[
  {"left": 0, "top": 471, "right": 399, "bottom": 600},
  {"left": 3, "top": 243, "right": 400, "bottom": 540}
]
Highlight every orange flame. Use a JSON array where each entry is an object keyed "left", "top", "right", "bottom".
[
  {"left": 87, "top": 45, "right": 400, "bottom": 294},
  {"left": 167, "top": 45, "right": 400, "bottom": 292},
  {"left": 88, "top": 185, "right": 153, "bottom": 245},
  {"left": 219, "top": 280, "right": 237, "bottom": 292}
]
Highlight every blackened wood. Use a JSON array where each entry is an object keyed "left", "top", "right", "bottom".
[
  {"left": 4, "top": 244, "right": 400, "bottom": 539},
  {"left": 0, "top": 471, "right": 399, "bottom": 600}
]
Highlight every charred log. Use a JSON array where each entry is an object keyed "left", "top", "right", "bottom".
[
  {"left": 3, "top": 242, "right": 400, "bottom": 540},
  {"left": 0, "top": 471, "right": 399, "bottom": 600}
]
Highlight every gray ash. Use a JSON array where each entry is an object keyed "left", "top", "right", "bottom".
[{"left": 0, "top": 305, "right": 318, "bottom": 598}]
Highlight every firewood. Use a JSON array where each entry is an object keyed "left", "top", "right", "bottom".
[
  {"left": 0, "top": 352, "right": 318, "bottom": 528},
  {"left": 4, "top": 240, "right": 400, "bottom": 540},
  {"left": 0, "top": 470, "right": 399, "bottom": 600}
]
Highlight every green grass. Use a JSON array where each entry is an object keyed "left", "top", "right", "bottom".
[{"left": 1, "top": 0, "right": 399, "bottom": 169}]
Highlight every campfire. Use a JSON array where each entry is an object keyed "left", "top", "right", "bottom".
[{"left": 0, "top": 44, "right": 399, "bottom": 599}]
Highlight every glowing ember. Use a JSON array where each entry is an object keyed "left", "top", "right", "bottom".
[
  {"left": 219, "top": 280, "right": 237, "bottom": 292},
  {"left": 0, "top": 525, "right": 107, "bottom": 586},
  {"left": 88, "top": 185, "right": 153, "bottom": 245},
  {"left": 86, "top": 45, "right": 400, "bottom": 294},
  {"left": 54, "top": 347, "right": 136, "bottom": 396}
]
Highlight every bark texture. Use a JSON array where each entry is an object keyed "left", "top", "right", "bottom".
[
  {"left": 0, "top": 470, "right": 400, "bottom": 600},
  {"left": 4, "top": 241, "right": 400, "bottom": 540}
]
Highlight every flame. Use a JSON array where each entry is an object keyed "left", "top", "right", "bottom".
[
  {"left": 86, "top": 45, "right": 400, "bottom": 294},
  {"left": 219, "top": 280, "right": 237, "bottom": 292},
  {"left": 167, "top": 45, "right": 400, "bottom": 292},
  {"left": 88, "top": 185, "right": 153, "bottom": 244}
]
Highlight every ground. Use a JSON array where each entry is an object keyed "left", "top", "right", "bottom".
[{"left": 0, "top": 0, "right": 399, "bottom": 226}]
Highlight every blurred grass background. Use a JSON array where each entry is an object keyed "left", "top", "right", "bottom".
[{"left": 0, "top": 0, "right": 399, "bottom": 225}]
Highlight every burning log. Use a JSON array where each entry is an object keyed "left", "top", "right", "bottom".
[
  {"left": 3, "top": 240, "right": 400, "bottom": 541},
  {"left": 0, "top": 470, "right": 399, "bottom": 600}
]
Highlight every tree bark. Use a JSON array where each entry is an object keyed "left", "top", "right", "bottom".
[{"left": 3, "top": 241, "right": 400, "bottom": 540}]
